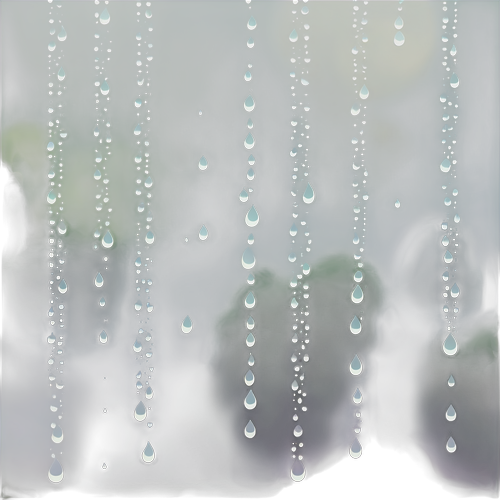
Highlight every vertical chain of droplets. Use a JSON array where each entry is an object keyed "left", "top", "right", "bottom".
[
  {"left": 46, "top": 0, "right": 68, "bottom": 485},
  {"left": 92, "top": 0, "right": 113, "bottom": 345},
  {"left": 131, "top": 1, "right": 156, "bottom": 465},
  {"left": 241, "top": 0, "right": 259, "bottom": 442},
  {"left": 288, "top": 0, "right": 314, "bottom": 483},
  {"left": 439, "top": 0, "right": 460, "bottom": 455},
  {"left": 393, "top": 1, "right": 405, "bottom": 47},
  {"left": 347, "top": 0, "right": 370, "bottom": 461}
]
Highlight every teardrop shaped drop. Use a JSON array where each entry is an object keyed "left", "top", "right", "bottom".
[
  {"left": 133, "top": 340, "right": 142, "bottom": 353},
  {"left": 145, "top": 386, "right": 154, "bottom": 399},
  {"left": 244, "top": 390, "right": 257, "bottom": 410},
  {"left": 48, "top": 459, "right": 64, "bottom": 483},
  {"left": 134, "top": 401, "right": 147, "bottom": 421},
  {"left": 58, "top": 279, "right": 67, "bottom": 294},
  {"left": 293, "top": 425, "right": 303, "bottom": 437},
  {"left": 450, "top": 73, "right": 459, "bottom": 89},
  {"left": 351, "top": 284, "right": 363, "bottom": 303},
  {"left": 144, "top": 176, "right": 153, "bottom": 189},
  {"left": 448, "top": 375, "right": 456, "bottom": 387},
  {"left": 51, "top": 424, "right": 63, "bottom": 444},
  {"left": 446, "top": 404, "right": 456, "bottom": 422},
  {"left": 248, "top": 353, "right": 255, "bottom": 366},
  {"left": 350, "top": 355, "right": 363, "bottom": 375},
  {"left": 244, "top": 369, "right": 255, "bottom": 386},
  {"left": 244, "top": 420, "right": 256, "bottom": 438},
  {"left": 47, "top": 332, "right": 56, "bottom": 343},
  {"left": 181, "top": 316, "right": 192, "bottom": 334},
  {"left": 303, "top": 183, "right": 315, "bottom": 204},
  {"left": 353, "top": 387, "right": 363, "bottom": 404},
  {"left": 446, "top": 436, "right": 456, "bottom": 453},
  {"left": 244, "top": 95, "right": 255, "bottom": 112},
  {"left": 57, "top": 220, "right": 67, "bottom": 235},
  {"left": 245, "top": 292, "right": 255, "bottom": 309},
  {"left": 99, "top": 8, "right": 111, "bottom": 25},
  {"left": 450, "top": 283, "right": 460, "bottom": 298},
  {"left": 246, "top": 332, "right": 256, "bottom": 347},
  {"left": 198, "top": 156, "right": 208, "bottom": 170},
  {"left": 47, "top": 190, "right": 57, "bottom": 204},
  {"left": 394, "top": 31, "right": 405, "bottom": 46},
  {"left": 290, "top": 458, "right": 306, "bottom": 481},
  {"left": 244, "top": 132, "right": 255, "bottom": 149},
  {"left": 239, "top": 189, "right": 249, "bottom": 202},
  {"left": 134, "top": 124, "right": 141, "bottom": 135},
  {"left": 100, "top": 81, "right": 110, "bottom": 95},
  {"left": 99, "top": 330, "right": 108, "bottom": 344},
  {"left": 291, "top": 297, "right": 299, "bottom": 309},
  {"left": 350, "top": 316, "right": 362, "bottom": 334},
  {"left": 349, "top": 438, "right": 362, "bottom": 459},
  {"left": 450, "top": 44, "right": 457, "bottom": 56},
  {"left": 145, "top": 231, "right": 155, "bottom": 245},
  {"left": 351, "top": 103, "right": 361, "bottom": 116},
  {"left": 102, "top": 230, "right": 114, "bottom": 249},
  {"left": 443, "top": 333, "right": 458, "bottom": 356},
  {"left": 359, "top": 85, "right": 369, "bottom": 100},
  {"left": 394, "top": 16, "right": 404, "bottom": 29},
  {"left": 289, "top": 29, "right": 298, "bottom": 42},
  {"left": 142, "top": 441, "right": 155, "bottom": 463},
  {"left": 354, "top": 271, "right": 363, "bottom": 282},
  {"left": 442, "top": 235, "right": 450, "bottom": 246},
  {"left": 47, "top": 141, "right": 55, "bottom": 151},
  {"left": 247, "top": 168, "right": 255, "bottom": 180},
  {"left": 290, "top": 223, "right": 298, "bottom": 236},
  {"left": 247, "top": 16, "right": 257, "bottom": 30},
  {"left": 444, "top": 250, "right": 453, "bottom": 263},
  {"left": 440, "top": 158, "right": 451, "bottom": 173},
  {"left": 95, "top": 272, "right": 104, "bottom": 288},
  {"left": 245, "top": 205, "right": 259, "bottom": 227},
  {"left": 242, "top": 247, "right": 256, "bottom": 269},
  {"left": 57, "top": 67, "right": 65, "bottom": 81},
  {"left": 291, "top": 379, "right": 299, "bottom": 391},
  {"left": 199, "top": 225, "right": 209, "bottom": 241},
  {"left": 58, "top": 25, "right": 67, "bottom": 41},
  {"left": 353, "top": 233, "right": 360, "bottom": 245}
]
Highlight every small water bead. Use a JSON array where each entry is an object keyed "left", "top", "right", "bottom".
[
  {"left": 246, "top": 332, "right": 256, "bottom": 347},
  {"left": 446, "top": 437, "right": 456, "bottom": 453},
  {"left": 102, "top": 230, "right": 114, "bottom": 249},
  {"left": 246, "top": 316, "right": 255, "bottom": 330},
  {"left": 288, "top": 253, "right": 297, "bottom": 263},
  {"left": 440, "top": 158, "right": 451, "bottom": 173},
  {"left": 198, "top": 156, "right": 208, "bottom": 170},
  {"left": 144, "top": 176, "right": 153, "bottom": 189},
  {"left": 450, "top": 73, "right": 459, "bottom": 89},
  {"left": 293, "top": 425, "right": 303, "bottom": 438},
  {"left": 134, "top": 401, "right": 147, "bottom": 421},
  {"left": 244, "top": 71, "right": 252, "bottom": 81},
  {"left": 303, "top": 263, "right": 310, "bottom": 275},
  {"left": 354, "top": 271, "right": 363, "bottom": 282},
  {"left": 47, "top": 333, "right": 56, "bottom": 344},
  {"left": 394, "top": 32, "right": 405, "bottom": 46},
  {"left": 291, "top": 380, "right": 299, "bottom": 391},
  {"left": 239, "top": 190, "right": 249, "bottom": 202},
  {"left": 247, "top": 16, "right": 257, "bottom": 30},
  {"left": 47, "top": 189, "right": 57, "bottom": 205},
  {"left": 446, "top": 404, "right": 457, "bottom": 422},
  {"left": 353, "top": 388, "right": 363, "bottom": 404},
  {"left": 134, "top": 124, "right": 141, "bottom": 136},
  {"left": 99, "top": 7, "right": 110, "bottom": 25},
  {"left": 291, "top": 458, "right": 306, "bottom": 482},
  {"left": 350, "top": 316, "right": 362, "bottom": 334},
  {"left": 145, "top": 231, "right": 155, "bottom": 245},
  {"left": 245, "top": 205, "right": 259, "bottom": 227},
  {"left": 452, "top": 189, "right": 458, "bottom": 197},
  {"left": 244, "top": 420, "right": 256, "bottom": 438},
  {"left": 351, "top": 284, "right": 363, "bottom": 304},
  {"left": 48, "top": 41, "right": 56, "bottom": 51},
  {"left": 245, "top": 292, "right": 256, "bottom": 309},
  {"left": 100, "top": 81, "right": 110, "bottom": 95},
  {"left": 350, "top": 355, "right": 363, "bottom": 376},
  {"left": 291, "top": 297, "right": 299, "bottom": 309},
  {"left": 443, "top": 334, "right": 458, "bottom": 356},
  {"left": 181, "top": 316, "right": 192, "bottom": 334},
  {"left": 247, "top": 38, "right": 254, "bottom": 48},
  {"left": 48, "top": 459, "right": 64, "bottom": 483},
  {"left": 349, "top": 439, "right": 362, "bottom": 459},
  {"left": 135, "top": 99, "right": 142, "bottom": 108},
  {"left": 454, "top": 214, "right": 460, "bottom": 223},
  {"left": 145, "top": 9, "right": 152, "bottom": 18},
  {"left": 242, "top": 247, "right": 256, "bottom": 269},
  {"left": 58, "top": 279, "right": 68, "bottom": 294},
  {"left": 353, "top": 233, "right": 360, "bottom": 245},
  {"left": 142, "top": 441, "right": 155, "bottom": 463},
  {"left": 301, "top": 79, "right": 309, "bottom": 86},
  {"left": 99, "top": 330, "right": 108, "bottom": 343},
  {"left": 289, "top": 29, "right": 298, "bottom": 42},
  {"left": 99, "top": 298, "right": 106, "bottom": 307},
  {"left": 199, "top": 225, "right": 209, "bottom": 241},
  {"left": 133, "top": 340, "right": 142, "bottom": 353},
  {"left": 448, "top": 375, "right": 456, "bottom": 387},
  {"left": 145, "top": 387, "right": 154, "bottom": 399},
  {"left": 442, "top": 271, "right": 449, "bottom": 282},
  {"left": 244, "top": 133, "right": 255, "bottom": 149},
  {"left": 450, "top": 45, "right": 457, "bottom": 57},
  {"left": 450, "top": 283, "right": 460, "bottom": 298},
  {"left": 444, "top": 198, "right": 451, "bottom": 207},
  {"left": 244, "top": 369, "right": 255, "bottom": 386},
  {"left": 394, "top": 16, "right": 404, "bottom": 29},
  {"left": 51, "top": 425, "right": 64, "bottom": 444},
  {"left": 395, "top": 199, "right": 401, "bottom": 208},
  {"left": 57, "top": 67, "right": 66, "bottom": 81},
  {"left": 359, "top": 85, "right": 369, "bottom": 100},
  {"left": 47, "top": 141, "right": 55, "bottom": 152},
  {"left": 442, "top": 235, "right": 450, "bottom": 246},
  {"left": 444, "top": 250, "right": 453, "bottom": 263},
  {"left": 247, "top": 119, "right": 253, "bottom": 129},
  {"left": 244, "top": 390, "right": 257, "bottom": 410},
  {"left": 351, "top": 103, "right": 360, "bottom": 116},
  {"left": 301, "top": 6, "right": 309, "bottom": 14},
  {"left": 95, "top": 272, "right": 104, "bottom": 288},
  {"left": 303, "top": 183, "right": 315, "bottom": 204},
  {"left": 248, "top": 354, "right": 255, "bottom": 366},
  {"left": 57, "top": 220, "right": 67, "bottom": 235},
  {"left": 248, "top": 154, "right": 255, "bottom": 166},
  {"left": 247, "top": 274, "right": 255, "bottom": 285}
]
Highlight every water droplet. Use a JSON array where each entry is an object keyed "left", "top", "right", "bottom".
[
  {"left": 349, "top": 438, "right": 362, "bottom": 459},
  {"left": 247, "top": 16, "right": 257, "bottom": 30},
  {"left": 353, "top": 388, "right": 363, "bottom": 404},
  {"left": 351, "top": 284, "right": 363, "bottom": 303},
  {"left": 359, "top": 85, "right": 369, "bottom": 100},
  {"left": 102, "top": 230, "right": 114, "bottom": 249},
  {"left": 58, "top": 279, "right": 68, "bottom": 294},
  {"left": 244, "top": 369, "right": 255, "bottom": 386},
  {"left": 440, "top": 158, "right": 451, "bottom": 173},
  {"left": 248, "top": 354, "right": 255, "bottom": 366},
  {"left": 244, "top": 390, "right": 257, "bottom": 410},
  {"left": 246, "top": 316, "right": 255, "bottom": 330},
  {"left": 450, "top": 73, "right": 459, "bottom": 89},
  {"left": 99, "top": 330, "right": 108, "bottom": 343},
  {"left": 142, "top": 441, "right": 155, "bottom": 463},
  {"left": 47, "top": 141, "right": 55, "bottom": 152},
  {"left": 351, "top": 103, "right": 360, "bottom": 116},
  {"left": 288, "top": 253, "right": 297, "bottom": 263},
  {"left": 394, "top": 16, "right": 404, "bottom": 29},
  {"left": 133, "top": 340, "right": 142, "bottom": 353},
  {"left": 289, "top": 224, "right": 298, "bottom": 237},
  {"left": 301, "top": 78, "right": 309, "bottom": 86},
  {"left": 181, "top": 316, "right": 192, "bottom": 334},
  {"left": 395, "top": 199, "right": 401, "bottom": 208},
  {"left": 448, "top": 375, "right": 455, "bottom": 387},
  {"left": 58, "top": 25, "right": 67, "bottom": 41},
  {"left": 196, "top": 224, "right": 209, "bottom": 241},
  {"left": 444, "top": 250, "right": 453, "bottom": 263},
  {"left": 450, "top": 283, "right": 460, "bottom": 298},
  {"left": 135, "top": 98, "right": 142, "bottom": 107},
  {"left": 303, "top": 183, "right": 315, "bottom": 204},
  {"left": 95, "top": 272, "right": 104, "bottom": 288},
  {"left": 443, "top": 333, "right": 458, "bottom": 356},
  {"left": 99, "top": 8, "right": 110, "bottom": 25},
  {"left": 134, "top": 124, "right": 141, "bottom": 135},
  {"left": 247, "top": 38, "right": 254, "bottom": 48},
  {"left": 441, "top": 235, "right": 450, "bottom": 246},
  {"left": 446, "top": 404, "right": 456, "bottom": 422},
  {"left": 100, "top": 81, "right": 110, "bottom": 95},
  {"left": 47, "top": 190, "right": 57, "bottom": 204},
  {"left": 47, "top": 332, "right": 56, "bottom": 343},
  {"left": 244, "top": 420, "right": 256, "bottom": 438},
  {"left": 48, "top": 41, "right": 56, "bottom": 51},
  {"left": 244, "top": 71, "right": 252, "bottom": 81},
  {"left": 291, "top": 380, "right": 299, "bottom": 391},
  {"left": 145, "top": 231, "right": 155, "bottom": 245},
  {"left": 301, "top": 6, "right": 309, "bottom": 15},
  {"left": 94, "top": 126, "right": 100, "bottom": 137},
  {"left": 242, "top": 247, "right": 256, "bottom": 269},
  {"left": 245, "top": 292, "right": 256, "bottom": 309},
  {"left": 293, "top": 425, "right": 303, "bottom": 438},
  {"left": 145, "top": 386, "right": 154, "bottom": 399},
  {"left": 450, "top": 44, "right": 457, "bottom": 56},
  {"left": 198, "top": 156, "right": 208, "bottom": 170},
  {"left": 350, "top": 355, "right": 363, "bottom": 375},
  {"left": 145, "top": 9, "right": 152, "bottom": 18},
  {"left": 291, "top": 297, "right": 299, "bottom": 309},
  {"left": 454, "top": 214, "right": 460, "bottom": 223},
  {"left": 248, "top": 155, "right": 256, "bottom": 166},
  {"left": 350, "top": 316, "right": 362, "bottom": 334},
  {"left": 57, "top": 220, "right": 67, "bottom": 235},
  {"left": 446, "top": 436, "right": 456, "bottom": 453},
  {"left": 247, "top": 118, "right": 254, "bottom": 129},
  {"left": 290, "top": 458, "right": 306, "bottom": 482},
  {"left": 302, "top": 263, "right": 310, "bottom": 275},
  {"left": 394, "top": 31, "right": 405, "bottom": 46},
  {"left": 354, "top": 271, "right": 363, "bottom": 282},
  {"left": 289, "top": 29, "right": 298, "bottom": 42},
  {"left": 57, "top": 67, "right": 65, "bottom": 81},
  {"left": 48, "top": 459, "right": 64, "bottom": 483},
  {"left": 134, "top": 401, "right": 147, "bottom": 421},
  {"left": 353, "top": 233, "right": 360, "bottom": 245},
  {"left": 51, "top": 425, "right": 63, "bottom": 444},
  {"left": 244, "top": 132, "right": 255, "bottom": 150},
  {"left": 246, "top": 332, "right": 256, "bottom": 347},
  {"left": 245, "top": 205, "right": 259, "bottom": 227}
]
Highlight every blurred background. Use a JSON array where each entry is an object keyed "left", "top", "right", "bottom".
[{"left": 1, "top": 0, "right": 499, "bottom": 498}]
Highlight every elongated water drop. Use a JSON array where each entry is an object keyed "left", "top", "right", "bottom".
[
  {"left": 444, "top": 250, "right": 453, "bottom": 263},
  {"left": 440, "top": 158, "right": 451, "bottom": 173},
  {"left": 134, "top": 401, "right": 147, "bottom": 421},
  {"left": 145, "top": 386, "right": 154, "bottom": 399},
  {"left": 48, "top": 41, "right": 56, "bottom": 51},
  {"left": 353, "top": 233, "right": 360, "bottom": 245},
  {"left": 291, "top": 458, "right": 306, "bottom": 482},
  {"left": 244, "top": 95, "right": 255, "bottom": 112},
  {"left": 199, "top": 225, "right": 208, "bottom": 241},
  {"left": 145, "top": 231, "right": 155, "bottom": 245},
  {"left": 47, "top": 141, "right": 55, "bottom": 151},
  {"left": 94, "top": 126, "right": 100, "bottom": 137},
  {"left": 351, "top": 284, "right": 363, "bottom": 303},
  {"left": 198, "top": 156, "right": 208, "bottom": 170},
  {"left": 100, "top": 81, "right": 110, "bottom": 95},
  {"left": 354, "top": 271, "right": 363, "bottom": 282},
  {"left": 57, "top": 67, "right": 65, "bottom": 81},
  {"left": 291, "top": 297, "right": 298, "bottom": 309},
  {"left": 353, "top": 387, "right": 363, "bottom": 404},
  {"left": 448, "top": 375, "right": 456, "bottom": 387},
  {"left": 244, "top": 71, "right": 252, "bottom": 82},
  {"left": 247, "top": 16, "right": 257, "bottom": 30},
  {"left": 244, "top": 390, "right": 257, "bottom": 410},
  {"left": 142, "top": 441, "right": 155, "bottom": 463},
  {"left": 133, "top": 340, "right": 142, "bottom": 353},
  {"left": 246, "top": 332, "right": 255, "bottom": 347},
  {"left": 351, "top": 103, "right": 360, "bottom": 116},
  {"left": 48, "top": 459, "right": 64, "bottom": 483},
  {"left": 134, "top": 124, "right": 141, "bottom": 135},
  {"left": 244, "top": 420, "right": 256, "bottom": 438},
  {"left": 99, "top": 8, "right": 110, "bottom": 25},
  {"left": 450, "top": 283, "right": 460, "bottom": 298},
  {"left": 181, "top": 316, "right": 192, "bottom": 334},
  {"left": 51, "top": 424, "right": 63, "bottom": 444},
  {"left": 245, "top": 292, "right": 255, "bottom": 308},
  {"left": 350, "top": 316, "right": 362, "bottom": 334},
  {"left": 442, "top": 235, "right": 450, "bottom": 246},
  {"left": 293, "top": 425, "right": 303, "bottom": 438},
  {"left": 57, "top": 220, "right": 67, "bottom": 235},
  {"left": 394, "top": 16, "right": 404, "bottom": 29},
  {"left": 289, "top": 223, "right": 298, "bottom": 236},
  {"left": 246, "top": 316, "right": 255, "bottom": 330},
  {"left": 47, "top": 332, "right": 56, "bottom": 343},
  {"left": 242, "top": 247, "right": 256, "bottom": 269},
  {"left": 450, "top": 45, "right": 457, "bottom": 56},
  {"left": 394, "top": 31, "right": 405, "bottom": 46},
  {"left": 244, "top": 132, "right": 255, "bottom": 149},
  {"left": 99, "top": 330, "right": 108, "bottom": 343},
  {"left": 446, "top": 436, "right": 456, "bottom": 453},
  {"left": 101, "top": 230, "right": 113, "bottom": 249},
  {"left": 289, "top": 29, "right": 298, "bottom": 42},
  {"left": 94, "top": 272, "right": 104, "bottom": 288},
  {"left": 248, "top": 353, "right": 255, "bottom": 366},
  {"left": 443, "top": 334, "right": 458, "bottom": 356},
  {"left": 446, "top": 404, "right": 456, "bottom": 422},
  {"left": 350, "top": 355, "right": 363, "bottom": 375},
  {"left": 291, "top": 379, "right": 299, "bottom": 391},
  {"left": 244, "top": 369, "right": 255, "bottom": 386},
  {"left": 58, "top": 25, "right": 67, "bottom": 41},
  {"left": 349, "top": 438, "right": 362, "bottom": 459},
  {"left": 450, "top": 73, "right": 459, "bottom": 89},
  {"left": 303, "top": 183, "right": 315, "bottom": 204},
  {"left": 245, "top": 205, "right": 259, "bottom": 227},
  {"left": 359, "top": 85, "right": 369, "bottom": 100},
  {"left": 58, "top": 279, "right": 67, "bottom": 294}
]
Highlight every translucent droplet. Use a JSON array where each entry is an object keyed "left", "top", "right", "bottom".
[
  {"left": 353, "top": 388, "right": 363, "bottom": 404},
  {"left": 248, "top": 353, "right": 255, "bottom": 366},
  {"left": 57, "top": 67, "right": 65, "bottom": 81},
  {"left": 181, "top": 316, "right": 192, "bottom": 334},
  {"left": 245, "top": 205, "right": 259, "bottom": 227},
  {"left": 244, "top": 71, "right": 252, "bottom": 81},
  {"left": 442, "top": 235, "right": 450, "bottom": 246},
  {"left": 48, "top": 459, "right": 64, "bottom": 483},
  {"left": 242, "top": 247, "right": 256, "bottom": 269},
  {"left": 248, "top": 154, "right": 256, "bottom": 166},
  {"left": 303, "top": 183, "right": 315, "bottom": 204},
  {"left": 94, "top": 126, "right": 100, "bottom": 137},
  {"left": 145, "top": 386, "right": 154, "bottom": 399},
  {"left": 446, "top": 436, "right": 456, "bottom": 453},
  {"left": 246, "top": 332, "right": 256, "bottom": 347},
  {"left": 444, "top": 250, "right": 453, "bottom": 263},
  {"left": 247, "top": 16, "right": 257, "bottom": 30},
  {"left": 145, "top": 231, "right": 155, "bottom": 245},
  {"left": 58, "top": 25, "right": 67, "bottom": 41},
  {"left": 99, "top": 330, "right": 108, "bottom": 344},
  {"left": 353, "top": 233, "right": 360, "bottom": 245},
  {"left": 198, "top": 156, "right": 208, "bottom": 170},
  {"left": 394, "top": 16, "right": 404, "bottom": 29},
  {"left": 247, "top": 38, "right": 254, "bottom": 48},
  {"left": 291, "top": 380, "right": 299, "bottom": 391},
  {"left": 394, "top": 31, "right": 405, "bottom": 46},
  {"left": 134, "top": 401, "right": 147, "bottom": 421},
  {"left": 244, "top": 420, "right": 256, "bottom": 438},
  {"left": 443, "top": 334, "right": 458, "bottom": 356},
  {"left": 359, "top": 85, "right": 369, "bottom": 100},
  {"left": 47, "top": 141, "right": 55, "bottom": 152},
  {"left": 47, "top": 190, "right": 57, "bottom": 204},
  {"left": 302, "top": 263, "right": 310, "bottom": 275},
  {"left": 133, "top": 340, "right": 142, "bottom": 353},
  {"left": 47, "top": 332, "right": 56, "bottom": 343},
  {"left": 142, "top": 441, "right": 155, "bottom": 463},
  {"left": 351, "top": 103, "right": 360, "bottom": 116},
  {"left": 199, "top": 225, "right": 208, "bottom": 241},
  {"left": 301, "top": 78, "right": 309, "bottom": 86},
  {"left": 247, "top": 118, "right": 254, "bottom": 129},
  {"left": 349, "top": 438, "right": 362, "bottom": 459},
  {"left": 448, "top": 375, "right": 455, "bottom": 387},
  {"left": 288, "top": 253, "right": 297, "bottom": 263},
  {"left": 350, "top": 355, "right": 363, "bottom": 375},
  {"left": 289, "top": 224, "right": 298, "bottom": 237},
  {"left": 450, "top": 283, "right": 460, "bottom": 298},
  {"left": 100, "top": 81, "right": 110, "bottom": 95},
  {"left": 246, "top": 316, "right": 255, "bottom": 330},
  {"left": 48, "top": 41, "right": 56, "bottom": 51},
  {"left": 51, "top": 425, "right": 63, "bottom": 444},
  {"left": 293, "top": 425, "right": 303, "bottom": 437},
  {"left": 244, "top": 390, "right": 257, "bottom": 410},
  {"left": 135, "top": 99, "right": 142, "bottom": 107},
  {"left": 58, "top": 279, "right": 68, "bottom": 294},
  {"left": 290, "top": 458, "right": 306, "bottom": 482},
  {"left": 99, "top": 298, "right": 106, "bottom": 307},
  {"left": 450, "top": 44, "right": 457, "bottom": 56},
  {"left": 244, "top": 132, "right": 255, "bottom": 149},
  {"left": 395, "top": 199, "right": 401, "bottom": 208},
  {"left": 351, "top": 284, "right": 363, "bottom": 304},
  {"left": 289, "top": 29, "right": 298, "bottom": 42},
  {"left": 57, "top": 220, "right": 67, "bottom": 235},
  {"left": 95, "top": 272, "right": 104, "bottom": 288},
  {"left": 244, "top": 369, "right": 255, "bottom": 386},
  {"left": 145, "top": 9, "right": 152, "bottom": 18},
  {"left": 454, "top": 214, "right": 460, "bottom": 223},
  {"left": 350, "top": 316, "right": 362, "bottom": 334},
  {"left": 99, "top": 8, "right": 110, "bottom": 25},
  {"left": 243, "top": 95, "right": 255, "bottom": 113},
  {"left": 291, "top": 297, "right": 299, "bottom": 309},
  {"left": 134, "top": 124, "right": 141, "bottom": 135},
  {"left": 354, "top": 271, "right": 363, "bottom": 282},
  {"left": 102, "top": 230, "right": 114, "bottom": 249},
  {"left": 450, "top": 73, "right": 459, "bottom": 89},
  {"left": 245, "top": 292, "right": 256, "bottom": 309},
  {"left": 440, "top": 158, "right": 451, "bottom": 173},
  {"left": 446, "top": 404, "right": 456, "bottom": 422}
]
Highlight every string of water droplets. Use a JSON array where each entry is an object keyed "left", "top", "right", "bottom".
[
  {"left": 394, "top": 0, "right": 405, "bottom": 47},
  {"left": 348, "top": 0, "right": 370, "bottom": 461},
  {"left": 439, "top": 0, "right": 460, "bottom": 455},
  {"left": 46, "top": 0, "right": 67, "bottom": 484},
  {"left": 288, "top": 0, "right": 314, "bottom": 483},
  {"left": 242, "top": 0, "right": 258, "bottom": 441},
  {"left": 131, "top": 1, "right": 156, "bottom": 465}
]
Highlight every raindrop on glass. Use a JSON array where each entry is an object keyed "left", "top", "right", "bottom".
[
  {"left": 394, "top": 16, "right": 404, "bottom": 29},
  {"left": 247, "top": 16, "right": 257, "bottom": 30},
  {"left": 244, "top": 369, "right": 255, "bottom": 386},
  {"left": 242, "top": 247, "right": 256, "bottom": 269},
  {"left": 181, "top": 316, "right": 192, "bottom": 334},
  {"left": 99, "top": 8, "right": 110, "bottom": 25},
  {"left": 58, "top": 279, "right": 68, "bottom": 294},
  {"left": 446, "top": 404, "right": 456, "bottom": 422},
  {"left": 359, "top": 85, "right": 369, "bottom": 100},
  {"left": 351, "top": 284, "right": 363, "bottom": 304},
  {"left": 57, "top": 67, "right": 65, "bottom": 81},
  {"left": 443, "top": 334, "right": 458, "bottom": 356},
  {"left": 245, "top": 292, "right": 256, "bottom": 309},
  {"left": 448, "top": 375, "right": 455, "bottom": 387},
  {"left": 290, "top": 458, "right": 306, "bottom": 482},
  {"left": 244, "top": 390, "right": 257, "bottom": 410},
  {"left": 199, "top": 225, "right": 208, "bottom": 241},
  {"left": 245, "top": 205, "right": 259, "bottom": 227},
  {"left": 142, "top": 441, "right": 155, "bottom": 463},
  {"left": 450, "top": 283, "right": 460, "bottom": 298},
  {"left": 95, "top": 272, "right": 104, "bottom": 288},
  {"left": 244, "top": 420, "right": 256, "bottom": 438},
  {"left": 303, "top": 183, "right": 315, "bottom": 204},
  {"left": 48, "top": 459, "right": 64, "bottom": 483},
  {"left": 134, "top": 401, "right": 147, "bottom": 421},
  {"left": 349, "top": 439, "right": 362, "bottom": 459},
  {"left": 350, "top": 355, "right": 363, "bottom": 375},
  {"left": 244, "top": 132, "right": 255, "bottom": 149},
  {"left": 289, "top": 29, "right": 298, "bottom": 42},
  {"left": 99, "top": 330, "right": 108, "bottom": 343},
  {"left": 102, "top": 230, "right": 114, "bottom": 249},
  {"left": 446, "top": 436, "right": 456, "bottom": 453},
  {"left": 353, "top": 388, "right": 363, "bottom": 404},
  {"left": 450, "top": 73, "right": 459, "bottom": 89},
  {"left": 100, "top": 81, "right": 110, "bottom": 95},
  {"left": 350, "top": 316, "right": 362, "bottom": 334},
  {"left": 198, "top": 156, "right": 208, "bottom": 170}
]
